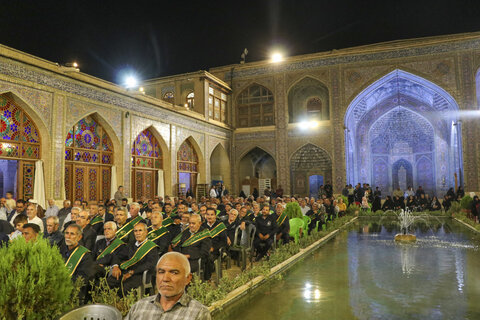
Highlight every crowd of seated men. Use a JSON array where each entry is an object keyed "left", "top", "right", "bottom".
[
  {"left": 7, "top": 184, "right": 462, "bottom": 302},
  {"left": 340, "top": 183, "right": 467, "bottom": 213}
]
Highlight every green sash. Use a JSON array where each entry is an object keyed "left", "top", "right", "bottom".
[
  {"left": 216, "top": 210, "right": 221, "bottom": 216},
  {"left": 209, "top": 222, "right": 226, "bottom": 238},
  {"left": 171, "top": 229, "right": 187, "bottom": 247},
  {"left": 96, "top": 238, "right": 125, "bottom": 260},
  {"left": 65, "top": 246, "right": 89, "bottom": 277},
  {"left": 147, "top": 226, "right": 169, "bottom": 242},
  {"left": 116, "top": 216, "right": 142, "bottom": 241},
  {"left": 276, "top": 211, "right": 288, "bottom": 226},
  {"left": 90, "top": 215, "right": 103, "bottom": 226},
  {"left": 182, "top": 229, "right": 211, "bottom": 247},
  {"left": 120, "top": 240, "right": 157, "bottom": 270},
  {"left": 162, "top": 217, "right": 173, "bottom": 228}
]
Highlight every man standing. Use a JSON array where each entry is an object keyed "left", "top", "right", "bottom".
[
  {"left": 114, "top": 186, "right": 125, "bottom": 207},
  {"left": 274, "top": 203, "right": 290, "bottom": 244},
  {"left": 57, "top": 200, "right": 72, "bottom": 229},
  {"left": 44, "top": 216, "right": 64, "bottom": 246},
  {"left": 45, "top": 199, "right": 59, "bottom": 218},
  {"left": 202, "top": 207, "right": 227, "bottom": 280},
  {"left": 125, "top": 252, "right": 211, "bottom": 319}
]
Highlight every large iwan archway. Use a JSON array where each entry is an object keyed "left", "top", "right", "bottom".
[{"left": 344, "top": 70, "right": 462, "bottom": 196}]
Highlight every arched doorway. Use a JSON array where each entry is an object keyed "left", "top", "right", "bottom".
[
  {"left": 65, "top": 115, "right": 114, "bottom": 202},
  {"left": 290, "top": 144, "right": 332, "bottom": 197},
  {"left": 0, "top": 95, "right": 41, "bottom": 199},
  {"left": 177, "top": 139, "right": 199, "bottom": 196},
  {"left": 238, "top": 147, "right": 276, "bottom": 196},
  {"left": 210, "top": 144, "right": 230, "bottom": 190},
  {"left": 345, "top": 69, "right": 462, "bottom": 196},
  {"left": 131, "top": 128, "right": 163, "bottom": 201}
]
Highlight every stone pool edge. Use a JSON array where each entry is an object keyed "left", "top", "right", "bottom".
[
  {"left": 453, "top": 218, "right": 480, "bottom": 233},
  {"left": 208, "top": 216, "right": 358, "bottom": 316}
]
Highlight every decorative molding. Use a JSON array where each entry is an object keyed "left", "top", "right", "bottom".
[{"left": 0, "top": 80, "right": 52, "bottom": 129}]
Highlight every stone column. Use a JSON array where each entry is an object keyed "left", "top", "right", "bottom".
[
  {"left": 274, "top": 73, "right": 289, "bottom": 194},
  {"left": 460, "top": 53, "right": 478, "bottom": 190},
  {"left": 331, "top": 67, "right": 345, "bottom": 193}
]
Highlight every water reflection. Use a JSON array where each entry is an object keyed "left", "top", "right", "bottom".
[
  {"left": 221, "top": 219, "right": 480, "bottom": 320},
  {"left": 303, "top": 282, "right": 321, "bottom": 303}
]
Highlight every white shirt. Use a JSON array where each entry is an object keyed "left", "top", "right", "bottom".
[
  {"left": 0, "top": 207, "right": 7, "bottom": 220},
  {"left": 300, "top": 206, "right": 310, "bottom": 216},
  {"left": 28, "top": 216, "right": 44, "bottom": 233},
  {"left": 45, "top": 205, "right": 59, "bottom": 218},
  {"left": 210, "top": 188, "right": 217, "bottom": 198}
]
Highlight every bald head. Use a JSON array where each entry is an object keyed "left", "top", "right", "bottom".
[{"left": 157, "top": 252, "right": 191, "bottom": 276}]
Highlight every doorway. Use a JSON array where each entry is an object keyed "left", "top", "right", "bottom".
[
  {"left": 309, "top": 175, "right": 324, "bottom": 199},
  {"left": 0, "top": 159, "right": 17, "bottom": 198}
]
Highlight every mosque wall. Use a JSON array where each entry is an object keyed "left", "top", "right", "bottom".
[
  {"left": 211, "top": 33, "right": 480, "bottom": 196},
  {"left": 0, "top": 46, "right": 231, "bottom": 201}
]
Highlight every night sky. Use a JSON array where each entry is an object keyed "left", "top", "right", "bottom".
[{"left": 1, "top": 0, "right": 480, "bottom": 85}]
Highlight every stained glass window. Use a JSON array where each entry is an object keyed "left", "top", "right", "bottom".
[
  {"left": 65, "top": 116, "right": 113, "bottom": 165},
  {"left": 131, "top": 129, "right": 162, "bottom": 169},
  {"left": 177, "top": 140, "right": 198, "bottom": 173},
  {"left": 0, "top": 95, "right": 41, "bottom": 159},
  {"left": 237, "top": 84, "right": 274, "bottom": 127}
]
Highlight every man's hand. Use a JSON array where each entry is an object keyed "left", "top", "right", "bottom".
[
  {"left": 227, "top": 237, "right": 232, "bottom": 246},
  {"left": 112, "top": 266, "right": 122, "bottom": 280},
  {"left": 240, "top": 221, "right": 246, "bottom": 231}
]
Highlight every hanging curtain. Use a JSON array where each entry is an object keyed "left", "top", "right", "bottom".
[
  {"left": 110, "top": 165, "right": 117, "bottom": 200},
  {"left": 33, "top": 160, "right": 46, "bottom": 209},
  {"left": 157, "top": 169, "right": 165, "bottom": 198}
]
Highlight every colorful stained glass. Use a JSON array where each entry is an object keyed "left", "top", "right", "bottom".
[
  {"left": 88, "top": 168, "right": 97, "bottom": 201},
  {"left": 102, "top": 168, "right": 111, "bottom": 201},
  {"left": 0, "top": 96, "right": 41, "bottom": 159},
  {"left": 177, "top": 140, "right": 198, "bottom": 173},
  {"left": 23, "top": 163, "right": 35, "bottom": 199}
]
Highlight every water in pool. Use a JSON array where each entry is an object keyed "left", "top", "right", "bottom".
[{"left": 215, "top": 219, "right": 480, "bottom": 320}]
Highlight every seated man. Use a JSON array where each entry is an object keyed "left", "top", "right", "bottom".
[
  {"left": 274, "top": 203, "right": 290, "bottom": 244},
  {"left": 108, "top": 222, "right": 159, "bottom": 295},
  {"left": 92, "top": 221, "right": 128, "bottom": 277},
  {"left": 115, "top": 207, "right": 142, "bottom": 244},
  {"left": 202, "top": 207, "right": 227, "bottom": 280},
  {"left": 173, "top": 214, "right": 211, "bottom": 275},
  {"left": 26, "top": 203, "right": 44, "bottom": 233},
  {"left": 22, "top": 223, "right": 40, "bottom": 242},
  {"left": 253, "top": 205, "right": 277, "bottom": 261},
  {"left": 125, "top": 252, "right": 211, "bottom": 319},
  {"left": 88, "top": 204, "right": 103, "bottom": 235},
  {"left": 60, "top": 224, "right": 95, "bottom": 302},
  {"left": 147, "top": 210, "right": 170, "bottom": 256},
  {"left": 44, "top": 216, "right": 64, "bottom": 246},
  {"left": 9, "top": 215, "right": 27, "bottom": 240},
  {"left": 76, "top": 210, "right": 97, "bottom": 251}
]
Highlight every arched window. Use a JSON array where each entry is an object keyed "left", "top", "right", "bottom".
[
  {"left": 237, "top": 84, "right": 274, "bottom": 127},
  {"left": 186, "top": 92, "right": 194, "bottom": 109},
  {"left": 163, "top": 92, "right": 174, "bottom": 104},
  {"left": 177, "top": 140, "right": 198, "bottom": 196},
  {"left": 131, "top": 129, "right": 162, "bottom": 200},
  {"left": 306, "top": 97, "right": 322, "bottom": 116},
  {"left": 65, "top": 115, "right": 113, "bottom": 202},
  {"left": 0, "top": 95, "right": 41, "bottom": 199}
]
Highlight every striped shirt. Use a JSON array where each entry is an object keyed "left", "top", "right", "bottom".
[{"left": 125, "top": 293, "right": 211, "bottom": 320}]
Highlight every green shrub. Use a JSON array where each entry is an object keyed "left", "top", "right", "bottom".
[
  {"left": 448, "top": 201, "right": 462, "bottom": 216},
  {"left": 346, "top": 204, "right": 360, "bottom": 216},
  {"left": 0, "top": 237, "right": 73, "bottom": 319},
  {"left": 89, "top": 273, "right": 140, "bottom": 316},
  {"left": 460, "top": 195, "right": 473, "bottom": 210}
]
